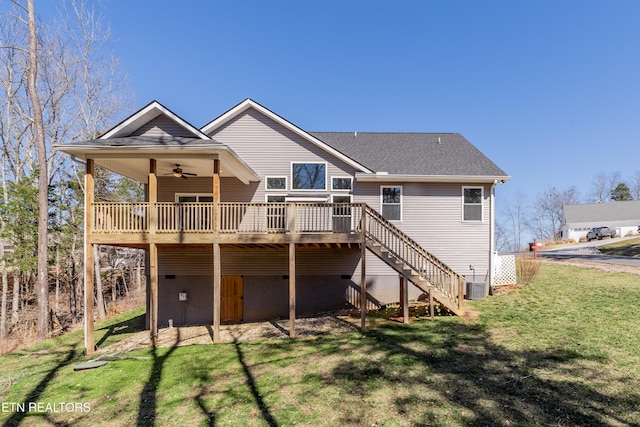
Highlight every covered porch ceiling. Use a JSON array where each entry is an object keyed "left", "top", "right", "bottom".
[{"left": 56, "top": 144, "right": 261, "bottom": 185}]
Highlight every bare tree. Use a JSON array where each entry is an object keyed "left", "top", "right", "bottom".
[
  {"left": 588, "top": 171, "right": 622, "bottom": 203},
  {"left": 0, "top": 0, "right": 131, "bottom": 344},
  {"left": 16, "top": 0, "right": 50, "bottom": 340},
  {"left": 497, "top": 191, "right": 529, "bottom": 252},
  {"left": 629, "top": 171, "right": 640, "bottom": 201},
  {"left": 531, "top": 186, "right": 581, "bottom": 240}
]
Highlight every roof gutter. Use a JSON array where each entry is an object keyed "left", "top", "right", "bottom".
[{"left": 355, "top": 173, "right": 511, "bottom": 184}]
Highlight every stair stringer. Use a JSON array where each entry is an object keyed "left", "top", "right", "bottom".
[{"left": 365, "top": 241, "right": 466, "bottom": 316}]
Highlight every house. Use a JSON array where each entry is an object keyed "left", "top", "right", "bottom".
[
  {"left": 55, "top": 99, "right": 510, "bottom": 354},
  {"left": 560, "top": 200, "right": 640, "bottom": 241}
]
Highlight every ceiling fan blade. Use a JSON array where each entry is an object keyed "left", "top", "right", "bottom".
[{"left": 182, "top": 172, "right": 197, "bottom": 176}]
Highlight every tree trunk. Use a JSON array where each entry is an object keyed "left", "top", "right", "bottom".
[
  {"left": 121, "top": 268, "right": 129, "bottom": 297},
  {"left": 26, "top": 0, "right": 50, "bottom": 341},
  {"left": 111, "top": 271, "right": 116, "bottom": 303},
  {"left": 136, "top": 253, "right": 142, "bottom": 290},
  {"left": 94, "top": 245, "right": 106, "bottom": 319},
  {"left": 11, "top": 274, "right": 19, "bottom": 326},
  {"left": 0, "top": 239, "right": 8, "bottom": 342},
  {"left": 55, "top": 245, "right": 60, "bottom": 312}
]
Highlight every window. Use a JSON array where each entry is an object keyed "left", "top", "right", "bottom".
[
  {"left": 381, "top": 186, "right": 402, "bottom": 221},
  {"left": 332, "top": 195, "right": 352, "bottom": 232},
  {"left": 266, "top": 195, "right": 286, "bottom": 203},
  {"left": 176, "top": 194, "right": 213, "bottom": 203},
  {"left": 331, "top": 177, "right": 353, "bottom": 191},
  {"left": 175, "top": 194, "right": 214, "bottom": 230},
  {"left": 291, "top": 162, "right": 326, "bottom": 190},
  {"left": 463, "top": 187, "right": 483, "bottom": 221},
  {"left": 266, "top": 195, "right": 286, "bottom": 230},
  {"left": 265, "top": 176, "right": 286, "bottom": 191}
]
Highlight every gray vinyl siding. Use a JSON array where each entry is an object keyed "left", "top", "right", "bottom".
[
  {"left": 208, "top": 108, "right": 359, "bottom": 203},
  {"left": 352, "top": 181, "right": 493, "bottom": 281},
  {"left": 157, "top": 176, "right": 257, "bottom": 202},
  {"left": 130, "top": 114, "right": 197, "bottom": 138},
  {"left": 158, "top": 247, "right": 360, "bottom": 276}
]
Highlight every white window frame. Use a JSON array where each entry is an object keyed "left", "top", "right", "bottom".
[
  {"left": 462, "top": 186, "right": 484, "bottom": 222},
  {"left": 265, "top": 194, "right": 287, "bottom": 203},
  {"left": 174, "top": 193, "right": 214, "bottom": 231},
  {"left": 175, "top": 193, "right": 214, "bottom": 203},
  {"left": 265, "top": 176, "right": 287, "bottom": 191},
  {"left": 331, "top": 194, "right": 352, "bottom": 203},
  {"left": 331, "top": 176, "right": 353, "bottom": 191},
  {"left": 290, "top": 161, "right": 327, "bottom": 191},
  {"left": 380, "top": 185, "right": 402, "bottom": 222},
  {"left": 265, "top": 194, "right": 287, "bottom": 230},
  {"left": 331, "top": 194, "right": 353, "bottom": 232}
]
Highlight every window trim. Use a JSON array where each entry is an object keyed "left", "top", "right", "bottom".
[
  {"left": 331, "top": 176, "right": 353, "bottom": 192},
  {"left": 265, "top": 194, "right": 287, "bottom": 203},
  {"left": 331, "top": 194, "right": 352, "bottom": 203},
  {"left": 380, "top": 185, "right": 403, "bottom": 222},
  {"left": 290, "top": 161, "right": 327, "bottom": 191},
  {"left": 175, "top": 193, "right": 214, "bottom": 203},
  {"left": 265, "top": 176, "right": 287, "bottom": 191},
  {"left": 462, "top": 186, "right": 484, "bottom": 222}
]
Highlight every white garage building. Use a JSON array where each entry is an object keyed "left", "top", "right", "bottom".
[{"left": 560, "top": 200, "right": 640, "bottom": 242}]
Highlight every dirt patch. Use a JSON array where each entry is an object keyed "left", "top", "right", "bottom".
[{"left": 97, "top": 315, "right": 362, "bottom": 354}]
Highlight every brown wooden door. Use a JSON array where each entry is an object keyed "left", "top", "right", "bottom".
[{"left": 221, "top": 276, "right": 243, "bottom": 323}]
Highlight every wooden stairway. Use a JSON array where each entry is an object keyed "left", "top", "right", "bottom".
[{"left": 362, "top": 205, "right": 468, "bottom": 316}]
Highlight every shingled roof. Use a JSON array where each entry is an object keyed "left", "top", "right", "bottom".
[
  {"left": 564, "top": 200, "right": 640, "bottom": 224},
  {"left": 309, "top": 132, "right": 509, "bottom": 178}
]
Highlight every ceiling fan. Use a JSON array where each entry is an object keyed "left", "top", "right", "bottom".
[{"left": 166, "top": 164, "right": 197, "bottom": 179}]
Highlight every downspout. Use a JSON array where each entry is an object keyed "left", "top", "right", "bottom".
[{"left": 489, "top": 180, "right": 497, "bottom": 290}]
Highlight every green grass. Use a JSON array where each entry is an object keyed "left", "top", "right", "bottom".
[
  {"left": 599, "top": 236, "right": 640, "bottom": 257},
  {"left": 1, "top": 265, "right": 639, "bottom": 426}
]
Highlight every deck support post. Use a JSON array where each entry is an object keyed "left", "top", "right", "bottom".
[
  {"left": 149, "top": 243, "right": 158, "bottom": 347},
  {"left": 84, "top": 159, "right": 95, "bottom": 355},
  {"left": 213, "top": 159, "right": 220, "bottom": 231},
  {"left": 213, "top": 242, "right": 221, "bottom": 343},
  {"left": 149, "top": 159, "right": 157, "bottom": 234},
  {"left": 400, "top": 275, "right": 409, "bottom": 323},
  {"left": 148, "top": 159, "right": 158, "bottom": 347},
  {"left": 429, "top": 288, "right": 434, "bottom": 320},
  {"left": 360, "top": 242, "right": 367, "bottom": 332},
  {"left": 289, "top": 243, "right": 296, "bottom": 338}
]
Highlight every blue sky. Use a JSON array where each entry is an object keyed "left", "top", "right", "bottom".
[{"left": 34, "top": 0, "right": 640, "bottom": 214}]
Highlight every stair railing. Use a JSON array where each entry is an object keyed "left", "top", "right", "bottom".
[{"left": 363, "top": 205, "right": 464, "bottom": 308}]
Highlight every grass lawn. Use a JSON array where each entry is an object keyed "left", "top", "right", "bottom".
[
  {"left": 1, "top": 264, "right": 639, "bottom": 426},
  {"left": 599, "top": 237, "right": 640, "bottom": 257}
]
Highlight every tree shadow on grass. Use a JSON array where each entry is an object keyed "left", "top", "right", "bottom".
[
  {"left": 135, "top": 331, "right": 180, "bottom": 427},
  {"left": 317, "top": 321, "right": 640, "bottom": 426},
  {"left": 2, "top": 346, "right": 78, "bottom": 427},
  {"left": 233, "top": 337, "right": 278, "bottom": 427},
  {"left": 95, "top": 314, "right": 146, "bottom": 349}
]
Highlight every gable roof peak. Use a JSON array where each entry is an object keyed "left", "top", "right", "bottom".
[
  {"left": 201, "top": 99, "right": 374, "bottom": 174},
  {"left": 100, "top": 100, "right": 209, "bottom": 140}
]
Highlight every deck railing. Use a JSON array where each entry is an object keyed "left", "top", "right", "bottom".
[
  {"left": 93, "top": 202, "right": 149, "bottom": 233},
  {"left": 91, "top": 202, "right": 364, "bottom": 234}
]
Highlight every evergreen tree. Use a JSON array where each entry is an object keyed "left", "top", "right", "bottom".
[{"left": 611, "top": 182, "right": 633, "bottom": 201}]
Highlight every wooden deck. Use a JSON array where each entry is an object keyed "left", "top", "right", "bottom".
[
  {"left": 89, "top": 202, "right": 366, "bottom": 246},
  {"left": 82, "top": 199, "right": 466, "bottom": 355}
]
